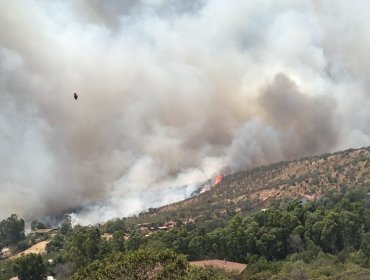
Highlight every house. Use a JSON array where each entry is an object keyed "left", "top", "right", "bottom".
[
  {"left": 101, "top": 233, "right": 113, "bottom": 241},
  {"left": 300, "top": 196, "right": 309, "bottom": 204},
  {"left": 31, "top": 228, "right": 58, "bottom": 243},
  {"left": 95, "top": 222, "right": 107, "bottom": 228},
  {"left": 157, "top": 226, "right": 170, "bottom": 230},
  {"left": 190, "top": 259, "right": 247, "bottom": 279},
  {"left": 1, "top": 247, "right": 11, "bottom": 259},
  {"left": 300, "top": 194, "right": 317, "bottom": 204},
  {"left": 32, "top": 228, "right": 58, "bottom": 236}
]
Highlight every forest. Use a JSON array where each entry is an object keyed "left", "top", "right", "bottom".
[{"left": 1, "top": 185, "right": 370, "bottom": 279}]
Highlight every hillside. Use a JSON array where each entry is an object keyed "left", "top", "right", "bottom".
[
  {"left": 127, "top": 147, "right": 370, "bottom": 226},
  {"left": 4, "top": 147, "right": 370, "bottom": 280}
]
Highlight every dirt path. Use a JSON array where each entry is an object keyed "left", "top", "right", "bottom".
[{"left": 10, "top": 240, "right": 49, "bottom": 259}]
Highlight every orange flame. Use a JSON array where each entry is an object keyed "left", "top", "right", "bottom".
[{"left": 212, "top": 175, "right": 224, "bottom": 186}]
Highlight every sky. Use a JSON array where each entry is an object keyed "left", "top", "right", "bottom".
[{"left": 1, "top": 0, "right": 370, "bottom": 224}]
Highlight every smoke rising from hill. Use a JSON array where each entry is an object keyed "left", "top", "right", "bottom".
[{"left": 1, "top": 0, "right": 370, "bottom": 223}]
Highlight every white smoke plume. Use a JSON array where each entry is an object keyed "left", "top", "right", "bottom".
[{"left": 1, "top": 0, "right": 370, "bottom": 224}]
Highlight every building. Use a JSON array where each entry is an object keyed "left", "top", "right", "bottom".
[
  {"left": 30, "top": 228, "right": 58, "bottom": 243},
  {"left": 95, "top": 222, "right": 107, "bottom": 228},
  {"left": 1, "top": 247, "right": 11, "bottom": 259},
  {"left": 34, "top": 228, "right": 58, "bottom": 234},
  {"left": 300, "top": 194, "right": 317, "bottom": 204},
  {"left": 190, "top": 259, "right": 247, "bottom": 279},
  {"left": 101, "top": 233, "right": 113, "bottom": 241},
  {"left": 157, "top": 226, "right": 170, "bottom": 230},
  {"left": 32, "top": 228, "right": 58, "bottom": 236}
]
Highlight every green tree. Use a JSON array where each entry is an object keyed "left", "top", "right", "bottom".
[
  {"left": 188, "top": 235, "right": 207, "bottom": 260},
  {"left": 103, "top": 218, "right": 126, "bottom": 233},
  {"left": 0, "top": 259, "right": 14, "bottom": 280},
  {"left": 0, "top": 214, "right": 25, "bottom": 246},
  {"left": 60, "top": 214, "right": 72, "bottom": 235},
  {"left": 13, "top": 253, "right": 46, "bottom": 280},
  {"left": 320, "top": 211, "right": 340, "bottom": 253},
  {"left": 256, "top": 227, "right": 284, "bottom": 260},
  {"left": 72, "top": 248, "right": 189, "bottom": 280},
  {"left": 30, "top": 220, "right": 46, "bottom": 231},
  {"left": 361, "top": 232, "right": 370, "bottom": 258},
  {"left": 126, "top": 230, "right": 144, "bottom": 251},
  {"left": 338, "top": 209, "right": 362, "bottom": 250},
  {"left": 46, "top": 233, "right": 65, "bottom": 253},
  {"left": 54, "top": 262, "right": 76, "bottom": 280},
  {"left": 63, "top": 226, "right": 106, "bottom": 267},
  {"left": 109, "top": 230, "right": 125, "bottom": 252}
]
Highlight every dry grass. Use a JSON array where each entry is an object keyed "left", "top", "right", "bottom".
[
  {"left": 127, "top": 147, "right": 370, "bottom": 225},
  {"left": 10, "top": 241, "right": 49, "bottom": 259}
]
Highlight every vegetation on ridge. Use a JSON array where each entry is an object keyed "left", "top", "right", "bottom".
[{"left": 2, "top": 147, "right": 370, "bottom": 279}]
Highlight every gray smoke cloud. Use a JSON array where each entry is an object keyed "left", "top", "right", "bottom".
[
  {"left": 227, "top": 73, "right": 338, "bottom": 171},
  {"left": 1, "top": 0, "right": 370, "bottom": 224}
]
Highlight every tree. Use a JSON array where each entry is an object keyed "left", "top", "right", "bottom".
[
  {"left": 46, "top": 233, "right": 65, "bottom": 253},
  {"left": 126, "top": 230, "right": 144, "bottom": 251},
  {"left": 0, "top": 259, "right": 14, "bottom": 280},
  {"left": 54, "top": 262, "right": 76, "bottom": 280},
  {"left": 60, "top": 214, "right": 72, "bottom": 235},
  {"left": 256, "top": 227, "right": 284, "bottom": 260},
  {"left": 63, "top": 226, "right": 106, "bottom": 268},
  {"left": 287, "top": 233, "right": 304, "bottom": 253},
  {"left": 320, "top": 212, "right": 340, "bottom": 253},
  {"left": 84, "top": 229, "right": 100, "bottom": 260},
  {"left": 13, "top": 253, "right": 46, "bottom": 280},
  {"left": 338, "top": 209, "right": 362, "bottom": 250},
  {"left": 31, "top": 219, "right": 46, "bottom": 231},
  {"left": 361, "top": 232, "right": 370, "bottom": 258},
  {"left": 109, "top": 230, "right": 125, "bottom": 252},
  {"left": 0, "top": 214, "right": 25, "bottom": 246},
  {"left": 72, "top": 248, "right": 189, "bottom": 280},
  {"left": 104, "top": 218, "right": 126, "bottom": 233},
  {"left": 188, "top": 235, "right": 207, "bottom": 260}
]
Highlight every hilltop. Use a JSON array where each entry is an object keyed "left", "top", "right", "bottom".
[{"left": 125, "top": 146, "right": 370, "bottom": 227}]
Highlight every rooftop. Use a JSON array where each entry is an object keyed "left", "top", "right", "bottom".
[{"left": 32, "top": 228, "right": 58, "bottom": 234}]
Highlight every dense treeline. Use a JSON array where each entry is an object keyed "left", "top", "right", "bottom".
[
  {"left": 3, "top": 185, "right": 370, "bottom": 279},
  {"left": 41, "top": 185, "right": 370, "bottom": 279},
  {"left": 138, "top": 186, "right": 370, "bottom": 265}
]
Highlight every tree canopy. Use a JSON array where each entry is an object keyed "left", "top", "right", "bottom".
[
  {"left": 72, "top": 248, "right": 189, "bottom": 280},
  {"left": 0, "top": 214, "right": 25, "bottom": 247},
  {"left": 12, "top": 253, "right": 46, "bottom": 280}
]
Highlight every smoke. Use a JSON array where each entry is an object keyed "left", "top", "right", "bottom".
[
  {"left": 1, "top": 0, "right": 370, "bottom": 223},
  {"left": 228, "top": 73, "right": 338, "bottom": 171}
]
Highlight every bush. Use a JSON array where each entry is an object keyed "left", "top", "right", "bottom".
[{"left": 16, "top": 240, "right": 29, "bottom": 251}]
